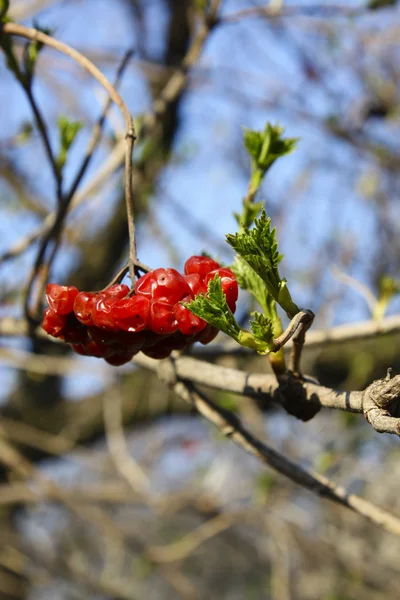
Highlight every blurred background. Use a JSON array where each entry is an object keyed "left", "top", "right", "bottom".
[{"left": 0, "top": 0, "right": 400, "bottom": 598}]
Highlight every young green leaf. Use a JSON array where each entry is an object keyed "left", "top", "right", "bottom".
[
  {"left": 185, "top": 275, "right": 241, "bottom": 340},
  {"left": 243, "top": 123, "right": 298, "bottom": 173},
  {"left": 226, "top": 209, "right": 299, "bottom": 317},
  {"left": 0, "top": 0, "right": 9, "bottom": 20},
  {"left": 250, "top": 312, "right": 274, "bottom": 346},
  {"left": 24, "top": 25, "right": 52, "bottom": 76},
  {"left": 56, "top": 116, "right": 83, "bottom": 171},
  {"left": 185, "top": 275, "right": 273, "bottom": 354},
  {"left": 231, "top": 256, "right": 270, "bottom": 314}
]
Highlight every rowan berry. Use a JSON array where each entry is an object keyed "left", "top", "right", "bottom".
[
  {"left": 194, "top": 324, "right": 219, "bottom": 345},
  {"left": 174, "top": 295, "right": 206, "bottom": 335},
  {"left": 112, "top": 294, "right": 150, "bottom": 332},
  {"left": 46, "top": 284, "right": 78, "bottom": 315},
  {"left": 184, "top": 256, "right": 220, "bottom": 279},
  {"left": 151, "top": 268, "right": 191, "bottom": 304},
  {"left": 142, "top": 340, "right": 173, "bottom": 359},
  {"left": 184, "top": 273, "right": 206, "bottom": 296},
  {"left": 61, "top": 314, "right": 88, "bottom": 344},
  {"left": 148, "top": 300, "right": 178, "bottom": 334},
  {"left": 42, "top": 308, "right": 66, "bottom": 337},
  {"left": 105, "top": 352, "right": 135, "bottom": 366},
  {"left": 101, "top": 284, "right": 130, "bottom": 299},
  {"left": 74, "top": 291, "right": 96, "bottom": 326},
  {"left": 135, "top": 271, "right": 156, "bottom": 297}
]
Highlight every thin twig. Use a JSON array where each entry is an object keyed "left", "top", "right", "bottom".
[
  {"left": 1, "top": 23, "right": 138, "bottom": 308},
  {"left": 66, "top": 48, "right": 135, "bottom": 204}
]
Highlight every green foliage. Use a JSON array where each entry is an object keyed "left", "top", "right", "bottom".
[
  {"left": 0, "top": 0, "right": 9, "bottom": 20},
  {"left": 373, "top": 274, "right": 400, "bottom": 320},
  {"left": 250, "top": 312, "right": 274, "bottom": 346},
  {"left": 56, "top": 116, "right": 83, "bottom": 172},
  {"left": 185, "top": 275, "right": 273, "bottom": 354},
  {"left": 231, "top": 256, "right": 270, "bottom": 313},
  {"left": 226, "top": 209, "right": 299, "bottom": 317},
  {"left": 243, "top": 123, "right": 298, "bottom": 198},
  {"left": 368, "top": 0, "right": 397, "bottom": 9},
  {"left": 24, "top": 24, "right": 52, "bottom": 77},
  {"left": 243, "top": 123, "right": 297, "bottom": 172},
  {"left": 185, "top": 275, "right": 241, "bottom": 340}
]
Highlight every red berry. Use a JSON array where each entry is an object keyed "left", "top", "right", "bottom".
[
  {"left": 148, "top": 300, "right": 178, "bottom": 334},
  {"left": 71, "top": 343, "right": 90, "bottom": 356},
  {"left": 74, "top": 291, "right": 96, "bottom": 326},
  {"left": 62, "top": 314, "right": 88, "bottom": 344},
  {"left": 174, "top": 295, "right": 206, "bottom": 335},
  {"left": 151, "top": 268, "right": 191, "bottom": 304},
  {"left": 142, "top": 331, "right": 171, "bottom": 349},
  {"left": 42, "top": 308, "right": 66, "bottom": 337},
  {"left": 110, "top": 330, "right": 146, "bottom": 352},
  {"left": 112, "top": 294, "right": 150, "bottom": 332},
  {"left": 142, "top": 341, "right": 172, "bottom": 359},
  {"left": 194, "top": 324, "right": 219, "bottom": 345},
  {"left": 163, "top": 331, "right": 189, "bottom": 351},
  {"left": 85, "top": 339, "right": 113, "bottom": 358},
  {"left": 135, "top": 271, "right": 157, "bottom": 297},
  {"left": 204, "top": 268, "right": 238, "bottom": 308},
  {"left": 105, "top": 352, "right": 134, "bottom": 366},
  {"left": 101, "top": 284, "right": 130, "bottom": 299},
  {"left": 184, "top": 256, "right": 220, "bottom": 279},
  {"left": 184, "top": 273, "right": 206, "bottom": 296},
  {"left": 92, "top": 296, "right": 119, "bottom": 331},
  {"left": 46, "top": 284, "right": 78, "bottom": 315}
]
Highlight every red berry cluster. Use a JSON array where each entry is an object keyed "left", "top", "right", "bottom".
[{"left": 42, "top": 256, "right": 238, "bottom": 365}]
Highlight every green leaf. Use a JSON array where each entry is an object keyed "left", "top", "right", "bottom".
[
  {"left": 231, "top": 256, "right": 270, "bottom": 313},
  {"left": 243, "top": 123, "right": 298, "bottom": 174},
  {"left": 24, "top": 25, "right": 52, "bottom": 76},
  {"left": 249, "top": 312, "right": 274, "bottom": 345},
  {"left": 0, "top": 0, "right": 9, "bottom": 20},
  {"left": 56, "top": 116, "right": 83, "bottom": 171},
  {"left": 368, "top": 0, "right": 397, "bottom": 9},
  {"left": 227, "top": 209, "right": 299, "bottom": 317},
  {"left": 185, "top": 275, "right": 273, "bottom": 354},
  {"left": 227, "top": 209, "right": 282, "bottom": 295},
  {"left": 185, "top": 275, "right": 241, "bottom": 340}
]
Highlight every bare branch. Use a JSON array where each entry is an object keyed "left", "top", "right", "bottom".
[{"left": 167, "top": 382, "right": 400, "bottom": 538}]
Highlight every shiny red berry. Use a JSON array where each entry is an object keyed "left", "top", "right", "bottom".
[
  {"left": 184, "top": 273, "right": 206, "bottom": 296},
  {"left": 46, "top": 284, "right": 78, "bottom": 315},
  {"left": 112, "top": 294, "right": 150, "bottom": 332},
  {"left": 174, "top": 296, "right": 206, "bottom": 335},
  {"left": 148, "top": 300, "right": 178, "bottom": 334},
  {"left": 92, "top": 296, "right": 119, "bottom": 331},
  {"left": 74, "top": 291, "right": 96, "bottom": 326},
  {"left": 184, "top": 256, "right": 220, "bottom": 279},
  {"left": 135, "top": 271, "right": 157, "bottom": 297},
  {"left": 42, "top": 308, "right": 66, "bottom": 337},
  {"left": 151, "top": 268, "right": 191, "bottom": 304},
  {"left": 101, "top": 284, "right": 130, "bottom": 299}
]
